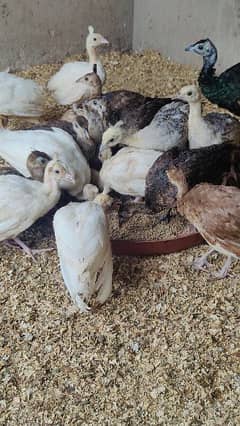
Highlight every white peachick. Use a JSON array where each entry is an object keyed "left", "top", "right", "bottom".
[
  {"left": 100, "top": 147, "right": 162, "bottom": 197},
  {"left": 53, "top": 197, "right": 113, "bottom": 312},
  {"left": 0, "top": 126, "right": 91, "bottom": 198},
  {"left": 48, "top": 26, "right": 108, "bottom": 105}
]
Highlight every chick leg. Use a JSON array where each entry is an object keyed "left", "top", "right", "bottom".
[
  {"left": 4, "top": 238, "right": 53, "bottom": 260},
  {"left": 212, "top": 255, "right": 233, "bottom": 279},
  {"left": 133, "top": 196, "right": 144, "bottom": 203},
  {"left": 192, "top": 248, "right": 216, "bottom": 271}
]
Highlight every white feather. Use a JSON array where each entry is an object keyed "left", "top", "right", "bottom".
[
  {"left": 48, "top": 26, "right": 108, "bottom": 105},
  {"left": 0, "top": 72, "right": 44, "bottom": 116},
  {"left": 48, "top": 62, "right": 105, "bottom": 105},
  {"left": 53, "top": 202, "right": 112, "bottom": 311},
  {"left": 0, "top": 160, "right": 68, "bottom": 241},
  {"left": 0, "top": 127, "right": 91, "bottom": 198},
  {"left": 101, "top": 102, "right": 189, "bottom": 152},
  {"left": 100, "top": 147, "right": 162, "bottom": 196}
]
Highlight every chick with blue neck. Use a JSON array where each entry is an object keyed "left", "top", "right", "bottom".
[
  {"left": 185, "top": 39, "right": 217, "bottom": 73},
  {"left": 185, "top": 38, "right": 240, "bottom": 115}
]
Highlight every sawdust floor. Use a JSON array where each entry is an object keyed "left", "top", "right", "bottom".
[{"left": 0, "top": 51, "right": 239, "bottom": 425}]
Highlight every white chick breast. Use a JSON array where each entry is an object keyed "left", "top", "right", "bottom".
[
  {"left": 53, "top": 201, "right": 112, "bottom": 312},
  {"left": 0, "top": 175, "right": 60, "bottom": 241}
]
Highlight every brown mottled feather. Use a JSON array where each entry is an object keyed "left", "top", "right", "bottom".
[
  {"left": 178, "top": 184, "right": 240, "bottom": 257},
  {"left": 79, "top": 90, "right": 173, "bottom": 129},
  {"left": 102, "top": 90, "right": 147, "bottom": 111},
  {"left": 145, "top": 144, "right": 240, "bottom": 211}
]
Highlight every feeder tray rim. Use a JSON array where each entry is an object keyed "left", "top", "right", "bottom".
[{"left": 111, "top": 231, "right": 204, "bottom": 256}]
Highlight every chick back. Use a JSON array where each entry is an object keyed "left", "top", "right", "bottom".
[{"left": 145, "top": 143, "right": 240, "bottom": 211}]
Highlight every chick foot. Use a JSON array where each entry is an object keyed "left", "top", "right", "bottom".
[
  {"left": 212, "top": 255, "right": 233, "bottom": 279},
  {"left": 192, "top": 248, "right": 215, "bottom": 271},
  {"left": 4, "top": 238, "right": 53, "bottom": 260}
]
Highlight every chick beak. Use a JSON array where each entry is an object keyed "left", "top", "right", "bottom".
[
  {"left": 185, "top": 43, "right": 194, "bottom": 52},
  {"left": 65, "top": 173, "right": 75, "bottom": 184},
  {"left": 101, "top": 37, "right": 109, "bottom": 45}
]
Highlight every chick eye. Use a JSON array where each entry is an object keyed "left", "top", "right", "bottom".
[
  {"left": 55, "top": 169, "right": 60, "bottom": 174},
  {"left": 93, "top": 37, "right": 97, "bottom": 41},
  {"left": 187, "top": 91, "right": 192, "bottom": 96},
  {"left": 85, "top": 77, "right": 89, "bottom": 81},
  {"left": 109, "top": 138, "right": 114, "bottom": 143},
  {"left": 198, "top": 45, "right": 203, "bottom": 50},
  {"left": 93, "top": 100, "right": 97, "bottom": 105}
]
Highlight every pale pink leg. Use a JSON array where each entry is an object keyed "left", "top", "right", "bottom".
[
  {"left": 192, "top": 248, "right": 216, "bottom": 271},
  {"left": 133, "top": 196, "right": 143, "bottom": 203},
  {"left": 212, "top": 255, "right": 233, "bottom": 279},
  {"left": 4, "top": 238, "right": 53, "bottom": 260}
]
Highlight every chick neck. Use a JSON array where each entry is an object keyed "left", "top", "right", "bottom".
[
  {"left": 86, "top": 41, "right": 99, "bottom": 64},
  {"left": 202, "top": 48, "right": 217, "bottom": 74},
  {"left": 118, "top": 128, "right": 140, "bottom": 148},
  {"left": 188, "top": 99, "right": 203, "bottom": 132},
  {"left": 170, "top": 175, "right": 189, "bottom": 203},
  {"left": 42, "top": 169, "right": 62, "bottom": 203}
]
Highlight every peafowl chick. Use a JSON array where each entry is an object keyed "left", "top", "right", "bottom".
[
  {"left": 99, "top": 101, "right": 189, "bottom": 159},
  {"left": 167, "top": 167, "right": 240, "bottom": 278},
  {"left": 53, "top": 195, "right": 113, "bottom": 312},
  {"left": 0, "top": 123, "right": 91, "bottom": 199},
  {"left": 185, "top": 38, "right": 240, "bottom": 115},
  {"left": 0, "top": 71, "right": 45, "bottom": 126},
  {"left": 100, "top": 147, "right": 162, "bottom": 199},
  {"left": 145, "top": 143, "right": 240, "bottom": 211},
  {"left": 48, "top": 26, "right": 109, "bottom": 105},
  {"left": 0, "top": 150, "right": 51, "bottom": 181},
  {"left": 174, "top": 85, "right": 240, "bottom": 148},
  {"left": 0, "top": 159, "right": 74, "bottom": 258}
]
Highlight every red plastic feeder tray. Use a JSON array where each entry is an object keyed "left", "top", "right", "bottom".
[{"left": 111, "top": 232, "right": 204, "bottom": 256}]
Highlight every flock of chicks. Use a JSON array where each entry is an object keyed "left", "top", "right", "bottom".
[{"left": 1, "top": 26, "right": 240, "bottom": 311}]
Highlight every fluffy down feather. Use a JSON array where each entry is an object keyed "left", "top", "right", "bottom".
[
  {"left": 48, "top": 26, "right": 108, "bottom": 105},
  {"left": 100, "top": 147, "right": 162, "bottom": 197},
  {"left": 0, "top": 127, "right": 91, "bottom": 198},
  {"left": 0, "top": 72, "right": 44, "bottom": 117},
  {"left": 100, "top": 101, "right": 189, "bottom": 156},
  {"left": 48, "top": 62, "right": 105, "bottom": 105},
  {"left": 0, "top": 159, "right": 71, "bottom": 242},
  {"left": 53, "top": 201, "right": 112, "bottom": 312}
]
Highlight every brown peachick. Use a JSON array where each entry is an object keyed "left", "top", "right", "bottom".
[{"left": 167, "top": 167, "right": 240, "bottom": 278}]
